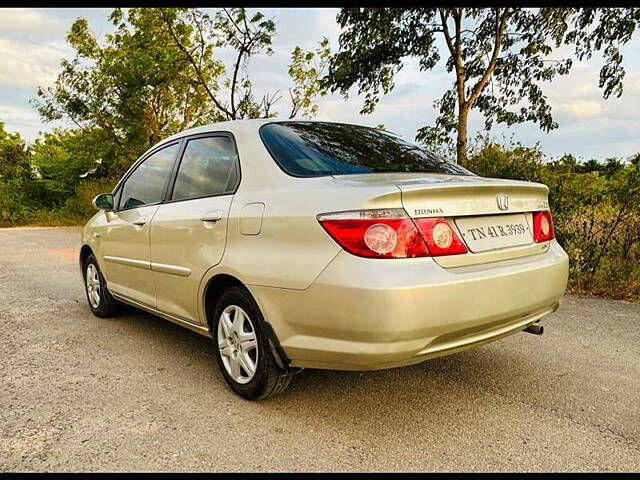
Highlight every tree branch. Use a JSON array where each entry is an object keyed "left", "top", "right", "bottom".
[
  {"left": 466, "top": 7, "right": 510, "bottom": 109},
  {"left": 160, "top": 10, "right": 233, "bottom": 119},
  {"left": 439, "top": 9, "right": 456, "bottom": 58}
]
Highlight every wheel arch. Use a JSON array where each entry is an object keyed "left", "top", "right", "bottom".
[
  {"left": 79, "top": 244, "right": 94, "bottom": 273},
  {"left": 203, "top": 273, "right": 246, "bottom": 331},
  {"left": 202, "top": 272, "right": 291, "bottom": 370}
]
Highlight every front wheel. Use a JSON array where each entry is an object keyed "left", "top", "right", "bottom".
[
  {"left": 83, "top": 254, "right": 121, "bottom": 317},
  {"left": 212, "top": 286, "right": 293, "bottom": 400}
]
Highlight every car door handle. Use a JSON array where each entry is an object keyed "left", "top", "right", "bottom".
[
  {"left": 133, "top": 216, "right": 148, "bottom": 226},
  {"left": 201, "top": 210, "right": 224, "bottom": 223}
]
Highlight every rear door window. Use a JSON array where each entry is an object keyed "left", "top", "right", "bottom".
[{"left": 170, "top": 136, "right": 239, "bottom": 201}]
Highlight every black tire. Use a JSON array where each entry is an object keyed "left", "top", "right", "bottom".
[
  {"left": 83, "top": 253, "right": 121, "bottom": 318},
  {"left": 212, "top": 286, "right": 293, "bottom": 400}
]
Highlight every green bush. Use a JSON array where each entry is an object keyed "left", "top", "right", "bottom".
[
  {"left": 0, "top": 179, "right": 36, "bottom": 226},
  {"left": 0, "top": 176, "right": 118, "bottom": 227},
  {"left": 31, "top": 177, "right": 119, "bottom": 227}
]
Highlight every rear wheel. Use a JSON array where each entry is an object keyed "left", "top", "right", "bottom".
[
  {"left": 212, "top": 286, "right": 292, "bottom": 400},
  {"left": 83, "top": 254, "right": 121, "bottom": 317}
]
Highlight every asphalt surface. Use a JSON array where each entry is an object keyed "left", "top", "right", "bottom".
[{"left": 0, "top": 226, "right": 639, "bottom": 472}]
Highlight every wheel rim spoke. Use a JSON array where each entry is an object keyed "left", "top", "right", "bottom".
[
  {"left": 232, "top": 307, "right": 242, "bottom": 330},
  {"left": 237, "top": 351, "right": 256, "bottom": 377},
  {"left": 240, "top": 337, "right": 257, "bottom": 350},
  {"left": 229, "top": 356, "right": 241, "bottom": 379},
  {"left": 220, "top": 311, "right": 233, "bottom": 338}
]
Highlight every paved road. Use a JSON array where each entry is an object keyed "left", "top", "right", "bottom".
[{"left": 1, "top": 227, "right": 639, "bottom": 472}]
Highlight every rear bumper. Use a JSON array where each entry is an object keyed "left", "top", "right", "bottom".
[{"left": 250, "top": 240, "right": 569, "bottom": 371}]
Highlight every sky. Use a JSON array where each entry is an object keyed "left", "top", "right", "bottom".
[{"left": 1, "top": 7, "right": 639, "bottom": 161}]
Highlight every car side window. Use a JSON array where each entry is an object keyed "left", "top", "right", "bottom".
[
  {"left": 119, "top": 143, "right": 179, "bottom": 210},
  {"left": 171, "top": 136, "right": 239, "bottom": 202}
]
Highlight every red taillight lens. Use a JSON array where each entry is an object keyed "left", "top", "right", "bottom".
[
  {"left": 317, "top": 209, "right": 429, "bottom": 258},
  {"left": 413, "top": 217, "right": 468, "bottom": 256},
  {"left": 317, "top": 209, "right": 468, "bottom": 258},
  {"left": 532, "top": 210, "right": 555, "bottom": 243}
]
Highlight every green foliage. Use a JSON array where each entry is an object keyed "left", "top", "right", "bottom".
[
  {"left": 0, "top": 122, "right": 119, "bottom": 227},
  {"left": 31, "top": 177, "right": 119, "bottom": 226},
  {"left": 0, "top": 123, "right": 51, "bottom": 225},
  {"left": 540, "top": 8, "right": 640, "bottom": 99},
  {"left": 161, "top": 8, "right": 329, "bottom": 120},
  {"left": 0, "top": 121, "right": 31, "bottom": 180},
  {"left": 323, "top": 8, "right": 640, "bottom": 162},
  {"left": 30, "top": 128, "right": 116, "bottom": 197},
  {"left": 324, "top": 8, "right": 574, "bottom": 159},
  {"left": 32, "top": 7, "right": 330, "bottom": 177},
  {"left": 0, "top": 178, "right": 45, "bottom": 226},
  {"left": 159, "top": 7, "right": 277, "bottom": 120},
  {"left": 467, "top": 141, "right": 640, "bottom": 300},
  {"left": 288, "top": 38, "right": 331, "bottom": 118},
  {"left": 0, "top": 173, "right": 118, "bottom": 228},
  {"left": 33, "top": 8, "right": 221, "bottom": 169}
]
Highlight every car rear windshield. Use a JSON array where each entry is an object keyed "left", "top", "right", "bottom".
[{"left": 259, "top": 121, "right": 472, "bottom": 177}]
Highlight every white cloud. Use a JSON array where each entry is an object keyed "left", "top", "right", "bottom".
[
  {"left": 0, "top": 105, "right": 46, "bottom": 139},
  {"left": 0, "top": 38, "right": 65, "bottom": 88},
  {"left": 555, "top": 100, "right": 604, "bottom": 118},
  {"left": 0, "top": 104, "right": 40, "bottom": 125},
  {"left": 0, "top": 9, "right": 66, "bottom": 44}
]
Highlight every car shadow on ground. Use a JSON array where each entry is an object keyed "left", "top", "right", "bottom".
[{"left": 109, "top": 303, "right": 552, "bottom": 414}]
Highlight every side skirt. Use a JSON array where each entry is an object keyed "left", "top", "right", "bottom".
[{"left": 111, "top": 292, "right": 212, "bottom": 338}]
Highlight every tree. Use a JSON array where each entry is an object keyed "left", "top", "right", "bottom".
[
  {"left": 540, "top": 8, "right": 640, "bottom": 99},
  {"left": 323, "top": 8, "right": 640, "bottom": 165},
  {"left": 34, "top": 8, "right": 331, "bottom": 176},
  {"left": 0, "top": 121, "right": 30, "bottom": 180},
  {"left": 159, "top": 8, "right": 330, "bottom": 120},
  {"left": 158, "top": 8, "right": 276, "bottom": 120},
  {"left": 34, "top": 8, "right": 219, "bottom": 174},
  {"left": 0, "top": 122, "right": 51, "bottom": 225},
  {"left": 580, "top": 158, "right": 604, "bottom": 174}
]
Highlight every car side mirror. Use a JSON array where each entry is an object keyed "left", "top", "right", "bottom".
[{"left": 92, "top": 193, "right": 114, "bottom": 211}]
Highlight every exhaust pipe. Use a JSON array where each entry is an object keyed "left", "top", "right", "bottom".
[{"left": 523, "top": 324, "right": 544, "bottom": 335}]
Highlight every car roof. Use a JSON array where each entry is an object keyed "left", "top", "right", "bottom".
[
  {"left": 157, "top": 118, "right": 269, "bottom": 144},
  {"left": 157, "top": 118, "right": 394, "bottom": 145},
  {"left": 138, "top": 118, "right": 403, "bottom": 170}
]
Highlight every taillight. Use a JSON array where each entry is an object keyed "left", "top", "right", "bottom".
[
  {"left": 317, "top": 209, "right": 428, "bottom": 258},
  {"left": 532, "top": 210, "right": 555, "bottom": 243},
  {"left": 413, "top": 217, "right": 468, "bottom": 256},
  {"left": 317, "top": 209, "right": 468, "bottom": 258}
]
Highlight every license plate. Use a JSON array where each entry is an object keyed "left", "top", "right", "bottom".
[{"left": 455, "top": 213, "right": 533, "bottom": 253}]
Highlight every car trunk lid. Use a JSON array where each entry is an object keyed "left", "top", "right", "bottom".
[
  {"left": 396, "top": 175, "right": 550, "bottom": 266},
  {"left": 329, "top": 173, "right": 551, "bottom": 266}
]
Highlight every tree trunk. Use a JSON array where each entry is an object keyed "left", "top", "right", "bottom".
[{"left": 456, "top": 107, "right": 469, "bottom": 166}]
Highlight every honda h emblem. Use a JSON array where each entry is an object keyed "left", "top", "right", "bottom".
[{"left": 496, "top": 194, "right": 509, "bottom": 210}]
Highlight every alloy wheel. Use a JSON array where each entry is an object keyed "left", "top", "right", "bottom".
[
  {"left": 217, "top": 305, "right": 259, "bottom": 384},
  {"left": 86, "top": 263, "right": 101, "bottom": 309}
]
